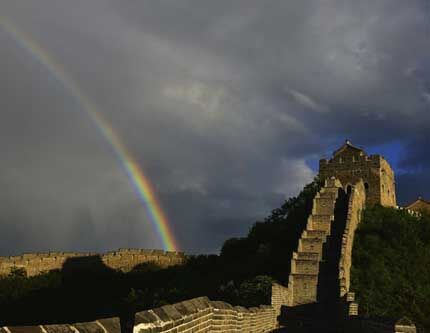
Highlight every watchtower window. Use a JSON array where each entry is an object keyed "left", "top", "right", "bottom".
[
  {"left": 339, "top": 157, "right": 343, "bottom": 164},
  {"left": 364, "top": 182, "right": 369, "bottom": 192},
  {"left": 352, "top": 155, "right": 356, "bottom": 162}
]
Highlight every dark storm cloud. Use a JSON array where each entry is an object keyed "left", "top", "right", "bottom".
[{"left": 1, "top": 0, "right": 430, "bottom": 254}]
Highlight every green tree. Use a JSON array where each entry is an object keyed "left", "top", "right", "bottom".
[{"left": 351, "top": 205, "right": 430, "bottom": 331}]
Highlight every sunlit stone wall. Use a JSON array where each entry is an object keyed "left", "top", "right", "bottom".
[{"left": 0, "top": 249, "right": 186, "bottom": 277}]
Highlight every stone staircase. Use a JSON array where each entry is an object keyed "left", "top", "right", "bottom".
[
  {"left": 278, "top": 178, "right": 352, "bottom": 332},
  {"left": 287, "top": 178, "right": 342, "bottom": 307}
]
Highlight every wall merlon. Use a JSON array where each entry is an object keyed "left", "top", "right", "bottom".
[{"left": 133, "top": 297, "right": 276, "bottom": 333}]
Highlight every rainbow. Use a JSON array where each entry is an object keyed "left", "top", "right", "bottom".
[{"left": 0, "top": 18, "right": 179, "bottom": 252}]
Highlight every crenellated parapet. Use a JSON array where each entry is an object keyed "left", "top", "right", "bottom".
[
  {"left": 0, "top": 249, "right": 186, "bottom": 277},
  {"left": 134, "top": 297, "right": 276, "bottom": 333},
  {"left": 2, "top": 297, "right": 277, "bottom": 333},
  {"left": 338, "top": 180, "right": 366, "bottom": 298},
  {"left": 1, "top": 317, "right": 120, "bottom": 333}
]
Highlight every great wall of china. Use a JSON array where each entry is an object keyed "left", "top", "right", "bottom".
[
  {"left": 0, "top": 141, "right": 418, "bottom": 332},
  {"left": 0, "top": 249, "right": 186, "bottom": 277}
]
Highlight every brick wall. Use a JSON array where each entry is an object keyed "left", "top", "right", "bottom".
[
  {"left": 1, "top": 317, "right": 120, "bottom": 333},
  {"left": 133, "top": 297, "right": 276, "bottom": 333},
  {"left": 271, "top": 283, "right": 290, "bottom": 318},
  {"left": 2, "top": 297, "right": 277, "bottom": 333},
  {"left": 0, "top": 249, "right": 186, "bottom": 277},
  {"left": 338, "top": 180, "right": 366, "bottom": 298}
]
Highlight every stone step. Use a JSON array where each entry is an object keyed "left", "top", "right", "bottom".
[
  {"left": 298, "top": 238, "right": 324, "bottom": 253},
  {"left": 313, "top": 197, "right": 335, "bottom": 215},
  {"left": 318, "top": 191, "right": 337, "bottom": 200},
  {"left": 324, "top": 178, "right": 342, "bottom": 188},
  {"left": 348, "top": 302, "right": 359, "bottom": 316},
  {"left": 290, "top": 274, "right": 319, "bottom": 306},
  {"left": 310, "top": 214, "right": 333, "bottom": 224},
  {"left": 309, "top": 215, "right": 332, "bottom": 233},
  {"left": 291, "top": 258, "right": 319, "bottom": 275},
  {"left": 302, "top": 230, "right": 327, "bottom": 240},
  {"left": 295, "top": 251, "right": 320, "bottom": 261}
]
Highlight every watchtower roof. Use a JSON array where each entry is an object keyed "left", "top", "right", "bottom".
[
  {"left": 406, "top": 197, "right": 430, "bottom": 209},
  {"left": 332, "top": 140, "right": 365, "bottom": 157}
]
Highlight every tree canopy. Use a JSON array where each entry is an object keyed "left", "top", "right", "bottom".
[{"left": 351, "top": 205, "right": 430, "bottom": 331}]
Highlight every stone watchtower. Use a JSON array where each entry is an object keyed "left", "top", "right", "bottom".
[{"left": 319, "top": 140, "right": 397, "bottom": 207}]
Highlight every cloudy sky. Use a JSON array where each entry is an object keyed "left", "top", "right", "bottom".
[{"left": 1, "top": 1, "right": 430, "bottom": 255}]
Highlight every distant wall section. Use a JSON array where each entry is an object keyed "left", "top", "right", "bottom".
[{"left": 0, "top": 249, "right": 186, "bottom": 277}]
